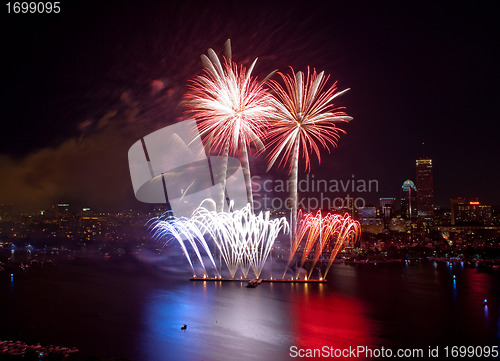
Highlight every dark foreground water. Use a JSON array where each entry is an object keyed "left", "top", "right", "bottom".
[{"left": 1, "top": 257, "right": 499, "bottom": 360}]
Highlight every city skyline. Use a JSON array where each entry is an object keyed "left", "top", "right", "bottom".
[
  {"left": 1, "top": 3, "right": 498, "bottom": 361},
  {"left": 2, "top": 1, "right": 499, "bottom": 210},
  {"left": 0, "top": 151, "right": 497, "bottom": 214}
]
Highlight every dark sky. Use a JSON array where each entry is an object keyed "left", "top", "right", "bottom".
[{"left": 1, "top": 0, "right": 499, "bottom": 210}]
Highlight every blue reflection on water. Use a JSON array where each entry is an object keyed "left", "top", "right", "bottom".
[
  {"left": 1, "top": 262, "right": 498, "bottom": 360},
  {"left": 140, "top": 284, "right": 206, "bottom": 360},
  {"left": 139, "top": 281, "right": 293, "bottom": 361},
  {"left": 497, "top": 311, "right": 500, "bottom": 340}
]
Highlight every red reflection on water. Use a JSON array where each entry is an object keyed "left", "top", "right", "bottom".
[
  {"left": 292, "top": 288, "right": 375, "bottom": 360},
  {"left": 463, "top": 270, "right": 495, "bottom": 333}
]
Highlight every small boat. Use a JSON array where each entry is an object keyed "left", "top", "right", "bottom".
[
  {"left": 181, "top": 324, "right": 187, "bottom": 330},
  {"left": 246, "top": 279, "right": 263, "bottom": 288}
]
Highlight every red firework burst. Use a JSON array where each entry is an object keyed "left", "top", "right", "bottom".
[
  {"left": 185, "top": 49, "right": 272, "bottom": 155},
  {"left": 265, "top": 67, "right": 352, "bottom": 172}
]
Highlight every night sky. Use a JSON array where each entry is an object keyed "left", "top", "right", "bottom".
[{"left": 2, "top": 0, "right": 499, "bottom": 210}]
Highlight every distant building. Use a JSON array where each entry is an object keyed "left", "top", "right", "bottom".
[
  {"left": 357, "top": 206, "right": 383, "bottom": 234},
  {"left": 400, "top": 180, "right": 417, "bottom": 219},
  {"left": 357, "top": 206, "right": 377, "bottom": 219},
  {"left": 56, "top": 203, "right": 70, "bottom": 217},
  {"left": 358, "top": 217, "right": 384, "bottom": 234},
  {"left": 379, "top": 197, "right": 395, "bottom": 228},
  {"left": 389, "top": 216, "right": 407, "bottom": 233},
  {"left": 81, "top": 208, "right": 107, "bottom": 243},
  {"left": 450, "top": 198, "right": 492, "bottom": 225},
  {"left": 416, "top": 158, "right": 434, "bottom": 228},
  {"left": 450, "top": 198, "right": 465, "bottom": 226}
]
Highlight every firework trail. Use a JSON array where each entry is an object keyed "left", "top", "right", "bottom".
[
  {"left": 283, "top": 210, "right": 360, "bottom": 279},
  {"left": 185, "top": 40, "right": 273, "bottom": 212},
  {"left": 192, "top": 202, "right": 289, "bottom": 278},
  {"left": 265, "top": 67, "right": 352, "bottom": 248},
  {"left": 149, "top": 201, "right": 288, "bottom": 279},
  {"left": 148, "top": 214, "right": 220, "bottom": 278}
]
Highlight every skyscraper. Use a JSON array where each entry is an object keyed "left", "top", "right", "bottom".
[
  {"left": 416, "top": 158, "right": 434, "bottom": 223},
  {"left": 400, "top": 179, "right": 417, "bottom": 219},
  {"left": 379, "top": 197, "right": 395, "bottom": 229},
  {"left": 450, "top": 197, "right": 465, "bottom": 226}
]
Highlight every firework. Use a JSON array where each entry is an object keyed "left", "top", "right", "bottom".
[
  {"left": 148, "top": 214, "right": 220, "bottom": 278},
  {"left": 185, "top": 40, "right": 273, "bottom": 211},
  {"left": 150, "top": 201, "right": 288, "bottom": 279},
  {"left": 265, "top": 67, "right": 352, "bottom": 244},
  {"left": 192, "top": 202, "right": 288, "bottom": 278},
  {"left": 283, "top": 210, "right": 361, "bottom": 279}
]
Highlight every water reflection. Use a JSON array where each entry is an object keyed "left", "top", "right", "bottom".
[
  {"left": 136, "top": 264, "right": 499, "bottom": 360},
  {"left": 140, "top": 282, "right": 293, "bottom": 361},
  {"left": 291, "top": 289, "right": 375, "bottom": 359},
  {"left": 138, "top": 278, "right": 378, "bottom": 361},
  {"left": 3, "top": 262, "right": 497, "bottom": 361},
  {"left": 10, "top": 273, "right": 14, "bottom": 296},
  {"left": 497, "top": 312, "right": 500, "bottom": 341}
]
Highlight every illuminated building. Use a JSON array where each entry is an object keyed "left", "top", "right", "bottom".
[
  {"left": 389, "top": 217, "right": 407, "bottom": 232},
  {"left": 357, "top": 206, "right": 383, "bottom": 234},
  {"left": 357, "top": 206, "right": 377, "bottom": 218},
  {"left": 450, "top": 198, "right": 492, "bottom": 225},
  {"left": 400, "top": 179, "right": 417, "bottom": 219},
  {"left": 56, "top": 203, "right": 70, "bottom": 217},
  {"left": 359, "top": 218, "right": 383, "bottom": 234},
  {"left": 450, "top": 197, "right": 465, "bottom": 226},
  {"left": 379, "top": 197, "right": 395, "bottom": 229},
  {"left": 81, "top": 210, "right": 107, "bottom": 243},
  {"left": 416, "top": 158, "right": 434, "bottom": 226}
]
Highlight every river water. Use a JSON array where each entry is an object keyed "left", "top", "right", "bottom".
[{"left": 1, "top": 257, "right": 498, "bottom": 360}]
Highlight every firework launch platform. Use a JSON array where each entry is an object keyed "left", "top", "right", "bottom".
[{"left": 190, "top": 277, "right": 327, "bottom": 283}]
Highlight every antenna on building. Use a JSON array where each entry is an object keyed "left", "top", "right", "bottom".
[{"left": 421, "top": 141, "right": 426, "bottom": 159}]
